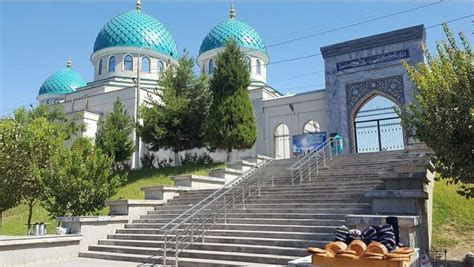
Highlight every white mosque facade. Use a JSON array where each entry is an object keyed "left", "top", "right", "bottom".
[{"left": 36, "top": 1, "right": 426, "bottom": 168}]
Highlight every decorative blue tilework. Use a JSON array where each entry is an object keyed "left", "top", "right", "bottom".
[
  {"left": 199, "top": 19, "right": 266, "bottom": 55},
  {"left": 94, "top": 10, "right": 178, "bottom": 59},
  {"left": 38, "top": 68, "right": 86, "bottom": 95}
]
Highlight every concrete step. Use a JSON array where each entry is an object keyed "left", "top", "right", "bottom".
[
  {"left": 85, "top": 245, "right": 298, "bottom": 264},
  {"left": 95, "top": 239, "right": 308, "bottom": 257},
  {"left": 125, "top": 222, "right": 337, "bottom": 233},
  {"left": 133, "top": 218, "right": 345, "bottom": 226},
  {"left": 107, "top": 233, "right": 328, "bottom": 248},
  {"left": 79, "top": 251, "right": 284, "bottom": 267},
  {"left": 115, "top": 228, "right": 335, "bottom": 241},
  {"left": 141, "top": 212, "right": 346, "bottom": 220}
]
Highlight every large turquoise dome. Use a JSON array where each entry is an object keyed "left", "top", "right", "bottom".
[
  {"left": 199, "top": 18, "right": 266, "bottom": 55},
  {"left": 38, "top": 64, "right": 86, "bottom": 95},
  {"left": 93, "top": 10, "right": 178, "bottom": 59}
]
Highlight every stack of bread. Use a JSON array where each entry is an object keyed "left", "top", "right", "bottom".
[{"left": 308, "top": 240, "right": 415, "bottom": 262}]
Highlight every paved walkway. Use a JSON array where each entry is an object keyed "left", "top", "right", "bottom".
[{"left": 32, "top": 258, "right": 152, "bottom": 267}]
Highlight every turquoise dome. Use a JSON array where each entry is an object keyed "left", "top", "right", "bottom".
[
  {"left": 38, "top": 67, "right": 86, "bottom": 95},
  {"left": 199, "top": 19, "right": 266, "bottom": 55},
  {"left": 93, "top": 10, "right": 178, "bottom": 59}
]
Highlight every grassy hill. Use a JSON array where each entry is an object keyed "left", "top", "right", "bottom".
[
  {"left": 432, "top": 180, "right": 474, "bottom": 250},
  {"left": 1, "top": 162, "right": 224, "bottom": 236}
]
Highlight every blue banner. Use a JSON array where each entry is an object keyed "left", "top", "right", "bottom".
[{"left": 292, "top": 132, "right": 327, "bottom": 157}]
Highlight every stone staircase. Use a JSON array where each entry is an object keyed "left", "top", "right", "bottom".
[{"left": 80, "top": 151, "right": 406, "bottom": 266}]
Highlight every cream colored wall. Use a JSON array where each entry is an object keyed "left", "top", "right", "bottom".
[{"left": 262, "top": 90, "right": 327, "bottom": 158}]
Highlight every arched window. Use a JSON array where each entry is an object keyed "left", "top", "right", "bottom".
[
  {"left": 98, "top": 59, "right": 103, "bottom": 75},
  {"left": 141, "top": 57, "right": 150, "bottom": 73},
  {"left": 208, "top": 59, "right": 214, "bottom": 75},
  {"left": 354, "top": 95, "right": 404, "bottom": 153},
  {"left": 274, "top": 124, "right": 290, "bottom": 159},
  {"left": 108, "top": 56, "right": 116, "bottom": 72},
  {"left": 158, "top": 60, "right": 165, "bottom": 75},
  {"left": 303, "top": 120, "right": 320, "bottom": 134},
  {"left": 245, "top": 57, "right": 251, "bottom": 72},
  {"left": 124, "top": 55, "right": 133, "bottom": 71},
  {"left": 256, "top": 59, "right": 261, "bottom": 75}
]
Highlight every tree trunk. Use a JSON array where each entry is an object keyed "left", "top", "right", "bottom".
[
  {"left": 27, "top": 200, "right": 34, "bottom": 235},
  {"left": 174, "top": 151, "right": 180, "bottom": 166},
  {"left": 226, "top": 148, "right": 232, "bottom": 163}
]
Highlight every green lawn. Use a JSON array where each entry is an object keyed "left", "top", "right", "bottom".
[
  {"left": 1, "top": 162, "right": 225, "bottom": 236},
  {"left": 432, "top": 180, "right": 474, "bottom": 249}
]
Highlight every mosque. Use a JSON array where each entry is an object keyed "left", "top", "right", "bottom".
[{"left": 36, "top": 0, "right": 426, "bottom": 168}]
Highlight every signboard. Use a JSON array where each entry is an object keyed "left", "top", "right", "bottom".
[{"left": 292, "top": 132, "right": 327, "bottom": 157}]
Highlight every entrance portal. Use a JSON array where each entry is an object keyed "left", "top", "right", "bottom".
[{"left": 354, "top": 95, "right": 404, "bottom": 153}]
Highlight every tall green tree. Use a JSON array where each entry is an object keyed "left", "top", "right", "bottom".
[
  {"left": 0, "top": 119, "right": 27, "bottom": 214},
  {"left": 41, "top": 138, "right": 124, "bottom": 218},
  {"left": 0, "top": 105, "right": 74, "bottom": 232},
  {"left": 139, "top": 53, "right": 210, "bottom": 165},
  {"left": 400, "top": 24, "right": 473, "bottom": 198},
  {"left": 96, "top": 98, "right": 135, "bottom": 169},
  {"left": 205, "top": 39, "right": 257, "bottom": 161}
]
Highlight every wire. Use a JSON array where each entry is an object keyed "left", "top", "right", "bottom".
[
  {"left": 266, "top": 1, "right": 445, "bottom": 48},
  {"left": 425, "top": 14, "right": 474, "bottom": 29}
]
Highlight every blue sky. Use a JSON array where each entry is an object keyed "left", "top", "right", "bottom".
[{"left": 0, "top": 0, "right": 472, "bottom": 116}]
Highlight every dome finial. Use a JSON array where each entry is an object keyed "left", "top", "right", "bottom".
[
  {"left": 229, "top": 0, "right": 236, "bottom": 19},
  {"left": 136, "top": 0, "right": 142, "bottom": 11},
  {"left": 66, "top": 58, "right": 72, "bottom": 68}
]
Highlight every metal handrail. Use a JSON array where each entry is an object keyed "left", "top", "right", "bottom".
[
  {"left": 160, "top": 158, "right": 275, "bottom": 266},
  {"left": 289, "top": 137, "right": 337, "bottom": 185}
]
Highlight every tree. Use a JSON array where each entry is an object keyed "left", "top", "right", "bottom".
[
  {"left": 41, "top": 138, "right": 124, "bottom": 218},
  {"left": 96, "top": 98, "right": 135, "bottom": 169},
  {"left": 0, "top": 105, "right": 79, "bottom": 233},
  {"left": 0, "top": 119, "right": 27, "bottom": 214},
  {"left": 400, "top": 24, "right": 473, "bottom": 198},
  {"left": 139, "top": 53, "right": 210, "bottom": 165},
  {"left": 205, "top": 39, "right": 257, "bottom": 161}
]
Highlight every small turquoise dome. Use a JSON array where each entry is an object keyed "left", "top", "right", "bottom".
[
  {"left": 38, "top": 62, "right": 86, "bottom": 95},
  {"left": 199, "top": 18, "right": 266, "bottom": 55},
  {"left": 93, "top": 10, "right": 178, "bottom": 59}
]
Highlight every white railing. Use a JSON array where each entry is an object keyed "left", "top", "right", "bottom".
[
  {"left": 160, "top": 159, "right": 275, "bottom": 266},
  {"left": 288, "top": 137, "right": 337, "bottom": 185}
]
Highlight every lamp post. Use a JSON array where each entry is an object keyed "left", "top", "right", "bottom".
[{"left": 133, "top": 46, "right": 145, "bottom": 169}]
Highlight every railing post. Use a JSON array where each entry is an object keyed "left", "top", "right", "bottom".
[
  {"left": 232, "top": 188, "right": 235, "bottom": 209},
  {"left": 323, "top": 150, "right": 326, "bottom": 166},
  {"left": 308, "top": 162, "right": 312, "bottom": 181},
  {"left": 224, "top": 195, "right": 227, "bottom": 224},
  {"left": 316, "top": 157, "right": 319, "bottom": 173},
  {"left": 299, "top": 168, "right": 303, "bottom": 185},
  {"left": 291, "top": 170, "right": 294, "bottom": 186},
  {"left": 163, "top": 232, "right": 167, "bottom": 267},
  {"left": 242, "top": 187, "right": 246, "bottom": 210},
  {"left": 175, "top": 233, "right": 179, "bottom": 267},
  {"left": 329, "top": 140, "right": 333, "bottom": 161},
  {"left": 190, "top": 218, "right": 194, "bottom": 243}
]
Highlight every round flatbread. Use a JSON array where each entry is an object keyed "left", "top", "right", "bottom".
[
  {"left": 325, "top": 241, "right": 348, "bottom": 254},
  {"left": 308, "top": 247, "right": 327, "bottom": 254},
  {"left": 394, "top": 247, "right": 415, "bottom": 254},
  {"left": 367, "top": 241, "right": 388, "bottom": 255},
  {"left": 336, "top": 253, "right": 358, "bottom": 259},
  {"left": 363, "top": 252, "right": 384, "bottom": 257},
  {"left": 363, "top": 255, "right": 384, "bottom": 260},
  {"left": 385, "top": 253, "right": 409, "bottom": 259},
  {"left": 336, "top": 250, "right": 357, "bottom": 255},
  {"left": 348, "top": 240, "right": 367, "bottom": 256}
]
